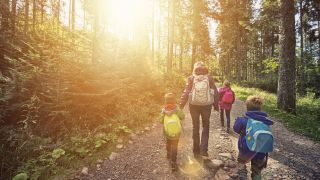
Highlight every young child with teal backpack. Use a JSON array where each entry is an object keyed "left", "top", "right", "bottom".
[
  {"left": 233, "top": 95, "right": 274, "bottom": 180},
  {"left": 160, "top": 93, "right": 185, "bottom": 171}
]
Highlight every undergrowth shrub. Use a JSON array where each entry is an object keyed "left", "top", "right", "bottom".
[
  {"left": 0, "top": 32, "right": 167, "bottom": 179},
  {"left": 233, "top": 85, "right": 320, "bottom": 141},
  {"left": 240, "top": 77, "right": 278, "bottom": 93}
]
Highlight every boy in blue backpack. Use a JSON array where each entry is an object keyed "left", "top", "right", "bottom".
[
  {"left": 233, "top": 96, "right": 274, "bottom": 180},
  {"left": 160, "top": 93, "right": 185, "bottom": 171}
]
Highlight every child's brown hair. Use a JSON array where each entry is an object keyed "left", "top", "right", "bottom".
[
  {"left": 223, "top": 80, "right": 231, "bottom": 87},
  {"left": 164, "top": 93, "right": 176, "bottom": 105},
  {"left": 245, "top": 95, "right": 264, "bottom": 111}
]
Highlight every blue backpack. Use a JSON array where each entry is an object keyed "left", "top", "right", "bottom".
[{"left": 245, "top": 118, "right": 274, "bottom": 153}]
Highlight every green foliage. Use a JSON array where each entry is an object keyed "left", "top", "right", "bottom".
[
  {"left": 52, "top": 148, "right": 65, "bottom": 159},
  {"left": 12, "top": 173, "right": 28, "bottom": 180},
  {"left": 20, "top": 95, "right": 40, "bottom": 131},
  {"left": 241, "top": 78, "right": 278, "bottom": 93},
  {"left": 115, "top": 125, "right": 132, "bottom": 134},
  {"left": 233, "top": 85, "right": 320, "bottom": 141},
  {"left": 262, "top": 57, "right": 279, "bottom": 74}
]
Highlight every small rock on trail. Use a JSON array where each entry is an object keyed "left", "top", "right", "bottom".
[
  {"left": 108, "top": 152, "right": 118, "bottom": 160},
  {"left": 81, "top": 167, "right": 89, "bottom": 175},
  {"left": 207, "top": 159, "right": 223, "bottom": 169},
  {"left": 219, "top": 153, "right": 232, "bottom": 159},
  {"left": 116, "top": 144, "right": 123, "bottom": 149}
]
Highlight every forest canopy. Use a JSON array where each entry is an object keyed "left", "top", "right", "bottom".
[{"left": 0, "top": 0, "right": 319, "bottom": 179}]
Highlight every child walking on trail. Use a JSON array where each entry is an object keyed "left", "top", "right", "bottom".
[
  {"left": 160, "top": 93, "right": 185, "bottom": 171},
  {"left": 233, "top": 96, "right": 274, "bottom": 180},
  {"left": 218, "top": 80, "right": 235, "bottom": 133}
]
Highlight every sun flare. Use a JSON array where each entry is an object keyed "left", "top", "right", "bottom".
[{"left": 101, "top": 0, "right": 152, "bottom": 40}]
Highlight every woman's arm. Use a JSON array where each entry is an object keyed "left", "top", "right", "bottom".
[
  {"left": 179, "top": 76, "right": 193, "bottom": 109},
  {"left": 177, "top": 108, "right": 185, "bottom": 121}
]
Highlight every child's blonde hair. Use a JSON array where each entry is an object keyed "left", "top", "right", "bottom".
[
  {"left": 245, "top": 95, "right": 264, "bottom": 111},
  {"left": 164, "top": 93, "right": 176, "bottom": 105}
]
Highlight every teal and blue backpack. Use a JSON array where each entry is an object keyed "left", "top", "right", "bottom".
[{"left": 245, "top": 118, "right": 274, "bottom": 153}]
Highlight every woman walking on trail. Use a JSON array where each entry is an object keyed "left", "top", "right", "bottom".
[
  {"left": 180, "top": 61, "right": 219, "bottom": 159},
  {"left": 218, "top": 80, "right": 235, "bottom": 133}
]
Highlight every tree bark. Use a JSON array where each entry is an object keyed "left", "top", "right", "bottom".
[
  {"left": 299, "top": 0, "right": 306, "bottom": 95},
  {"left": 0, "top": 0, "right": 10, "bottom": 31},
  {"left": 167, "top": 0, "right": 174, "bottom": 74},
  {"left": 57, "top": 0, "right": 60, "bottom": 33},
  {"left": 179, "top": 40, "right": 183, "bottom": 72},
  {"left": 33, "top": 0, "right": 36, "bottom": 31},
  {"left": 71, "top": 0, "right": 75, "bottom": 31},
  {"left": 157, "top": 0, "right": 161, "bottom": 70},
  {"left": 277, "top": 0, "right": 296, "bottom": 113},
  {"left": 11, "top": 0, "right": 17, "bottom": 34},
  {"left": 152, "top": 0, "right": 155, "bottom": 66},
  {"left": 24, "top": 0, "right": 30, "bottom": 34},
  {"left": 191, "top": 0, "right": 199, "bottom": 72},
  {"left": 92, "top": 1, "right": 99, "bottom": 64}
]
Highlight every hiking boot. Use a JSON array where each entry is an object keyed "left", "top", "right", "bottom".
[
  {"left": 166, "top": 153, "right": 171, "bottom": 159},
  {"left": 171, "top": 162, "right": 178, "bottom": 172},
  {"left": 201, "top": 152, "right": 209, "bottom": 157},
  {"left": 226, "top": 128, "right": 230, "bottom": 134},
  {"left": 194, "top": 153, "right": 202, "bottom": 162}
]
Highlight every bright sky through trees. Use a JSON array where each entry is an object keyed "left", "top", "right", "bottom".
[{"left": 59, "top": 0, "right": 262, "bottom": 42}]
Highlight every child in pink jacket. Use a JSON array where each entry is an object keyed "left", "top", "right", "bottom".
[{"left": 219, "top": 80, "right": 235, "bottom": 133}]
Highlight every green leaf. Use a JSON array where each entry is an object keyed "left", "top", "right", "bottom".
[
  {"left": 75, "top": 147, "right": 89, "bottom": 156},
  {"left": 52, "top": 148, "right": 65, "bottom": 159},
  {"left": 95, "top": 139, "right": 107, "bottom": 148},
  {"left": 12, "top": 173, "right": 28, "bottom": 180}
]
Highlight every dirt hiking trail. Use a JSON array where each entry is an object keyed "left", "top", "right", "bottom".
[{"left": 73, "top": 100, "right": 320, "bottom": 180}]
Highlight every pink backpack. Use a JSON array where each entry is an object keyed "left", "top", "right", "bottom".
[{"left": 222, "top": 90, "right": 234, "bottom": 104}]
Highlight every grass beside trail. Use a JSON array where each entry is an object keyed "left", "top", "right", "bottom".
[{"left": 232, "top": 85, "right": 320, "bottom": 141}]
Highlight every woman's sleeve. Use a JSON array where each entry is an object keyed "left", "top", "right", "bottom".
[
  {"left": 179, "top": 76, "right": 193, "bottom": 109},
  {"left": 177, "top": 109, "right": 185, "bottom": 121}
]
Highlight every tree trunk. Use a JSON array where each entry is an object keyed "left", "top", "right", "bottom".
[
  {"left": 157, "top": 0, "right": 161, "bottom": 71},
  {"left": 299, "top": 0, "right": 306, "bottom": 95},
  {"left": 167, "top": 0, "right": 174, "bottom": 74},
  {"left": 191, "top": 42, "right": 196, "bottom": 72},
  {"left": 179, "top": 41, "right": 183, "bottom": 72},
  {"left": 11, "top": 0, "right": 17, "bottom": 34},
  {"left": 318, "top": 1, "right": 320, "bottom": 63},
  {"left": 57, "top": 0, "right": 60, "bottom": 33},
  {"left": 151, "top": 0, "right": 155, "bottom": 66},
  {"left": 1, "top": 0, "right": 10, "bottom": 31},
  {"left": 277, "top": 0, "right": 296, "bottom": 113},
  {"left": 191, "top": 0, "right": 199, "bottom": 72},
  {"left": 33, "top": 0, "right": 36, "bottom": 31},
  {"left": 41, "top": 0, "right": 44, "bottom": 24},
  {"left": 24, "top": 0, "right": 30, "bottom": 34},
  {"left": 92, "top": 2, "right": 99, "bottom": 64},
  {"left": 71, "top": 0, "right": 75, "bottom": 31}
]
